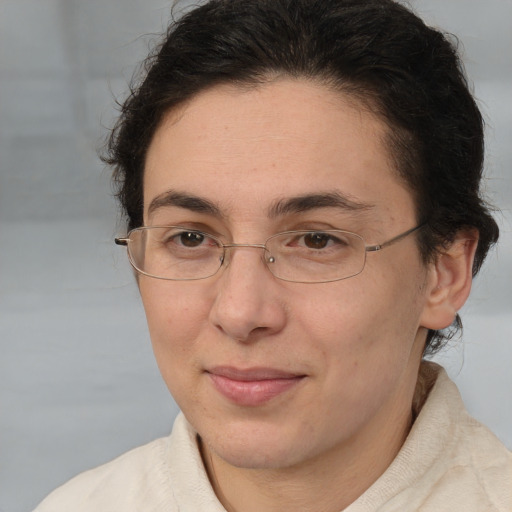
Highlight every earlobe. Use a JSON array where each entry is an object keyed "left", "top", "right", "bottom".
[{"left": 420, "top": 231, "right": 479, "bottom": 331}]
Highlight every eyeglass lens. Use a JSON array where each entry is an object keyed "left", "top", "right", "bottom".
[{"left": 126, "top": 227, "right": 367, "bottom": 283}]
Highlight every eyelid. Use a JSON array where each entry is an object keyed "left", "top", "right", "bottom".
[
  {"left": 158, "top": 222, "right": 224, "bottom": 239},
  {"left": 283, "top": 230, "right": 350, "bottom": 242},
  {"left": 283, "top": 222, "right": 349, "bottom": 233}
]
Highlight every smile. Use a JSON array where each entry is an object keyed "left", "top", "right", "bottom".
[{"left": 206, "top": 367, "right": 306, "bottom": 407}]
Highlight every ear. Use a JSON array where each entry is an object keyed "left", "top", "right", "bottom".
[{"left": 420, "top": 230, "right": 479, "bottom": 330}]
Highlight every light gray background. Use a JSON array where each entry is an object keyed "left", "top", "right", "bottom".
[{"left": 0, "top": 1, "right": 510, "bottom": 510}]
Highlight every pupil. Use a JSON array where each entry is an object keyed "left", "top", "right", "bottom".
[
  {"left": 305, "top": 233, "right": 329, "bottom": 249},
  {"left": 181, "top": 232, "right": 204, "bottom": 247}
]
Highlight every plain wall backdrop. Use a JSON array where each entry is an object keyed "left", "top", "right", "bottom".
[{"left": 0, "top": 1, "right": 511, "bottom": 510}]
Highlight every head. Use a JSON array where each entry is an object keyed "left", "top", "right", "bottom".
[
  {"left": 105, "top": 0, "right": 498, "bottom": 356},
  {"left": 104, "top": 0, "right": 500, "bottom": 484}
]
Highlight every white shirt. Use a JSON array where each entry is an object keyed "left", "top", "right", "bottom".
[{"left": 35, "top": 363, "right": 512, "bottom": 511}]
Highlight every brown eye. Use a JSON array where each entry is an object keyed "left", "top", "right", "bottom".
[
  {"left": 178, "top": 231, "right": 205, "bottom": 247},
  {"left": 303, "top": 232, "right": 331, "bottom": 249}
]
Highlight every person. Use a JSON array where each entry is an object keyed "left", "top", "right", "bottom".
[{"left": 35, "top": 0, "right": 511, "bottom": 510}]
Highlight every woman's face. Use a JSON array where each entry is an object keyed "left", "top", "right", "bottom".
[{"left": 139, "top": 79, "right": 434, "bottom": 471}]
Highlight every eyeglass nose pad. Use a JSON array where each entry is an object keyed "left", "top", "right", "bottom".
[
  {"left": 218, "top": 248, "right": 233, "bottom": 269},
  {"left": 264, "top": 250, "right": 277, "bottom": 275},
  {"left": 218, "top": 244, "right": 274, "bottom": 273}
]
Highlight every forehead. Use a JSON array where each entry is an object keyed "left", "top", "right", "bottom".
[{"left": 143, "top": 79, "right": 415, "bottom": 228}]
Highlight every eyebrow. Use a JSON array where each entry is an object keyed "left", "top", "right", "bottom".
[
  {"left": 147, "top": 190, "right": 223, "bottom": 219},
  {"left": 147, "top": 189, "right": 375, "bottom": 221},
  {"left": 268, "top": 192, "right": 375, "bottom": 218}
]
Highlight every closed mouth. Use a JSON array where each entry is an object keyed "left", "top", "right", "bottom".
[{"left": 206, "top": 366, "right": 306, "bottom": 406}]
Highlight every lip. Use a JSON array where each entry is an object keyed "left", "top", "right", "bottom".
[{"left": 206, "top": 366, "right": 305, "bottom": 407}]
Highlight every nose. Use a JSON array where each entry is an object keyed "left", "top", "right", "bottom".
[{"left": 208, "top": 246, "right": 287, "bottom": 343}]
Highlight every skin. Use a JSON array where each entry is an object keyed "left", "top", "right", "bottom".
[{"left": 139, "top": 79, "right": 476, "bottom": 512}]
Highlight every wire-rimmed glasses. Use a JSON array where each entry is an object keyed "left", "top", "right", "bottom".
[{"left": 115, "top": 224, "right": 424, "bottom": 283}]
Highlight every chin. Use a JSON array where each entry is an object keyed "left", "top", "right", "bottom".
[
  {"left": 198, "top": 416, "right": 316, "bottom": 470},
  {"left": 214, "top": 442, "right": 301, "bottom": 470}
]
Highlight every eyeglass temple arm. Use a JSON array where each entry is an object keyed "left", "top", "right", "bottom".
[
  {"left": 365, "top": 223, "right": 426, "bottom": 253},
  {"left": 115, "top": 238, "right": 129, "bottom": 246}
]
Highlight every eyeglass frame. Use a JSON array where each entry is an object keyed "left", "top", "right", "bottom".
[{"left": 115, "top": 223, "right": 426, "bottom": 284}]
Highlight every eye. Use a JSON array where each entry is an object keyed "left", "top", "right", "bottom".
[
  {"left": 303, "top": 232, "right": 333, "bottom": 249},
  {"left": 299, "top": 232, "right": 349, "bottom": 250},
  {"left": 176, "top": 230, "right": 206, "bottom": 248},
  {"left": 159, "top": 228, "right": 219, "bottom": 252}
]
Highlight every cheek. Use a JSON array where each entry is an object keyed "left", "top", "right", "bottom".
[
  {"left": 316, "top": 275, "right": 425, "bottom": 397},
  {"left": 298, "top": 265, "right": 427, "bottom": 368},
  {"left": 139, "top": 280, "right": 211, "bottom": 369}
]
